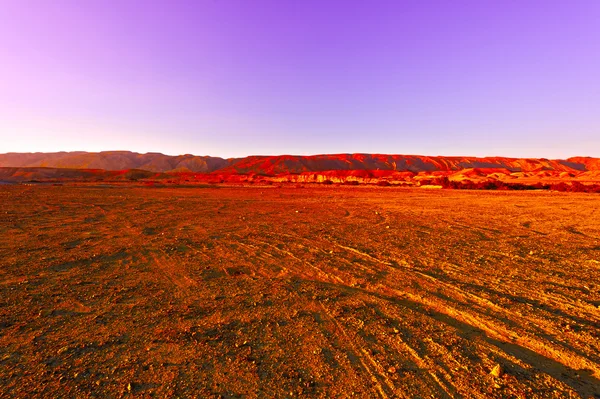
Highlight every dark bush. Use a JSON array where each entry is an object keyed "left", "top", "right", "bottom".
[
  {"left": 433, "top": 176, "right": 450, "bottom": 187},
  {"left": 551, "top": 182, "right": 569, "bottom": 192}
]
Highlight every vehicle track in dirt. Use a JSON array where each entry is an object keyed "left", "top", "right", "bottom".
[{"left": 1, "top": 186, "right": 599, "bottom": 398}]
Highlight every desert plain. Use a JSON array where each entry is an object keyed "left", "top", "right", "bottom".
[{"left": 0, "top": 185, "right": 599, "bottom": 398}]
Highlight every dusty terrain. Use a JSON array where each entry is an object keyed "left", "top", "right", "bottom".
[{"left": 0, "top": 186, "right": 599, "bottom": 398}]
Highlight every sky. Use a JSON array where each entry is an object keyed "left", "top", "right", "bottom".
[{"left": 0, "top": 0, "right": 599, "bottom": 158}]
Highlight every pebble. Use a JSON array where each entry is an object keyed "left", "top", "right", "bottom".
[{"left": 490, "top": 364, "right": 504, "bottom": 378}]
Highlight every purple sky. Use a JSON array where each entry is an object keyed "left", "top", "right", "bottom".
[{"left": 1, "top": 0, "right": 599, "bottom": 158}]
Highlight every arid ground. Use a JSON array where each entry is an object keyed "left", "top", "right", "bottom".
[{"left": 1, "top": 186, "right": 599, "bottom": 398}]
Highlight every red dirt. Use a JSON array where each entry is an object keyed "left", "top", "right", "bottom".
[{"left": 1, "top": 186, "right": 599, "bottom": 398}]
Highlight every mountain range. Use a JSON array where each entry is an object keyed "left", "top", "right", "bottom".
[
  {"left": 1, "top": 151, "right": 599, "bottom": 173},
  {"left": 1, "top": 151, "right": 599, "bottom": 186}
]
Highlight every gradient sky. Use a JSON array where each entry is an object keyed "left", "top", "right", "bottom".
[{"left": 1, "top": 0, "right": 599, "bottom": 158}]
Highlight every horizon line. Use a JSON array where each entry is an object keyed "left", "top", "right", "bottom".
[{"left": 0, "top": 149, "right": 597, "bottom": 160}]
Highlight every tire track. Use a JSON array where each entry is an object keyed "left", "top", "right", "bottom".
[
  {"left": 388, "top": 287, "right": 600, "bottom": 381},
  {"left": 392, "top": 334, "right": 460, "bottom": 399},
  {"left": 246, "top": 237, "right": 344, "bottom": 284},
  {"left": 316, "top": 301, "right": 400, "bottom": 399},
  {"left": 147, "top": 250, "right": 197, "bottom": 298}
]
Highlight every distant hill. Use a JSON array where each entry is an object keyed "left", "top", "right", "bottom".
[
  {"left": 0, "top": 151, "right": 234, "bottom": 173},
  {"left": 1, "top": 151, "right": 599, "bottom": 174},
  {"left": 1, "top": 151, "right": 600, "bottom": 188},
  {"left": 216, "top": 154, "right": 597, "bottom": 174},
  {"left": 0, "top": 167, "right": 169, "bottom": 182}
]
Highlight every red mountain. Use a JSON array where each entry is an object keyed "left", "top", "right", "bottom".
[
  {"left": 2, "top": 151, "right": 598, "bottom": 174},
  {"left": 1, "top": 152, "right": 599, "bottom": 187},
  {"left": 216, "top": 154, "right": 595, "bottom": 174}
]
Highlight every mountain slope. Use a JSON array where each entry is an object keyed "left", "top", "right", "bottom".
[
  {"left": 1, "top": 151, "right": 599, "bottom": 176},
  {"left": 218, "top": 154, "right": 599, "bottom": 174},
  {"left": 0, "top": 151, "right": 234, "bottom": 173}
]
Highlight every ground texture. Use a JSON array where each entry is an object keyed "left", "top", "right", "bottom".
[{"left": 0, "top": 186, "right": 599, "bottom": 398}]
